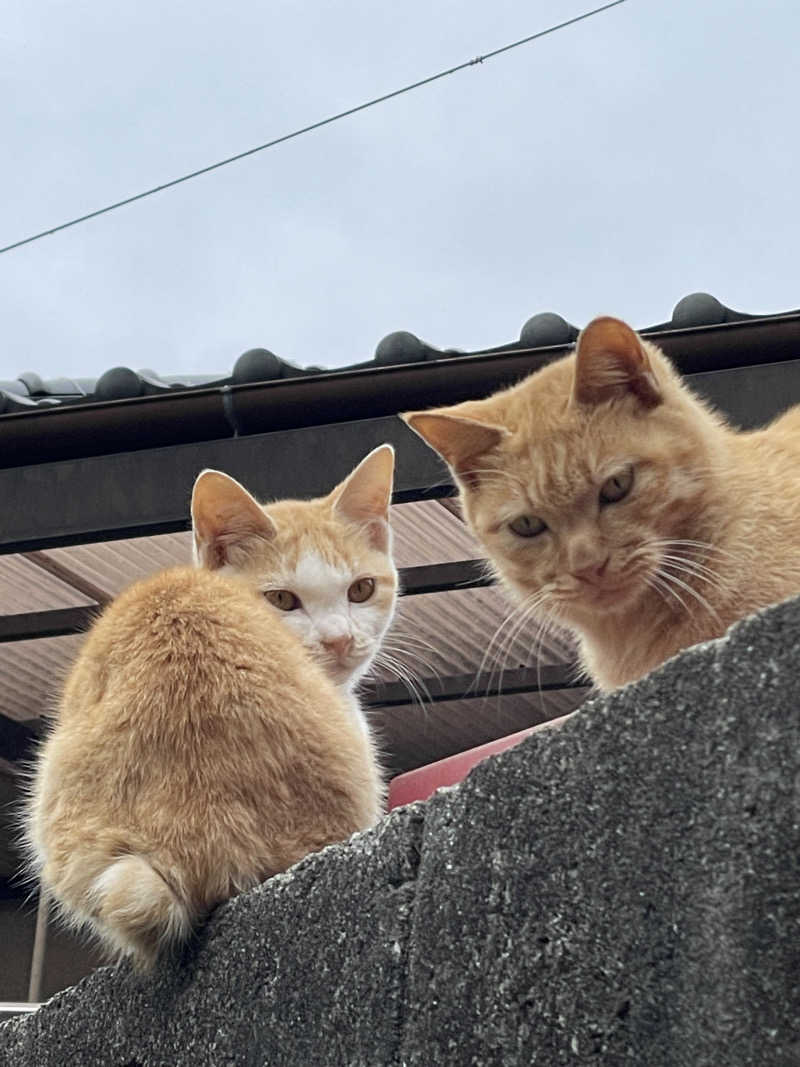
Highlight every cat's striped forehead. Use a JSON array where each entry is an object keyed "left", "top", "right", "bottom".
[{"left": 259, "top": 497, "right": 394, "bottom": 579}]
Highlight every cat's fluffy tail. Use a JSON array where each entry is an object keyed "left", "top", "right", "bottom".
[{"left": 87, "top": 855, "right": 193, "bottom": 970}]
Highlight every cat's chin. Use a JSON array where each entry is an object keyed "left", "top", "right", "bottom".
[
  {"left": 314, "top": 654, "right": 372, "bottom": 690},
  {"left": 328, "top": 664, "right": 358, "bottom": 687}
]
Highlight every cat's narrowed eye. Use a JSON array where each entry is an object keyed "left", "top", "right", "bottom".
[
  {"left": 508, "top": 514, "right": 547, "bottom": 538},
  {"left": 599, "top": 467, "right": 634, "bottom": 505},
  {"left": 348, "top": 577, "right": 375, "bottom": 603},
  {"left": 265, "top": 589, "right": 301, "bottom": 611}
]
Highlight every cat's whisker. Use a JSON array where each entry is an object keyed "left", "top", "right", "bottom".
[
  {"left": 383, "top": 650, "right": 440, "bottom": 678},
  {"left": 645, "top": 573, "right": 688, "bottom": 615},
  {"left": 471, "top": 609, "right": 518, "bottom": 697},
  {"left": 477, "top": 590, "right": 551, "bottom": 697},
  {"left": 472, "top": 596, "right": 534, "bottom": 695},
  {"left": 372, "top": 656, "right": 426, "bottom": 709},
  {"left": 659, "top": 553, "right": 719, "bottom": 576},
  {"left": 380, "top": 643, "right": 441, "bottom": 684},
  {"left": 491, "top": 592, "right": 550, "bottom": 701},
  {"left": 383, "top": 632, "right": 441, "bottom": 658},
  {"left": 475, "top": 601, "right": 526, "bottom": 697},
  {"left": 651, "top": 537, "right": 738, "bottom": 563},
  {"left": 657, "top": 554, "right": 721, "bottom": 586},
  {"left": 654, "top": 567, "right": 723, "bottom": 627},
  {"left": 530, "top": 600, "right": 559, "bottom": 719},
  {"left": 372, "top": 651, "right": 433, "bottom": 708},
  {"left": 382, "top": 633, "right": 439, "bottom": 660}
]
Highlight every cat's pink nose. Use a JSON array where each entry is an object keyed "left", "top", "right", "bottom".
[
  {"left": 322, "top": 635, "right": 353, "bottom": 660},
  {"left": 572, "top": 556, "right": 610, "bottom": 583}
]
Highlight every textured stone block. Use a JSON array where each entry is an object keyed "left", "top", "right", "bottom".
[
  {"left": 3, "top": 598, "right": 799, "bottom": 1066},
  {"left": 1, "top": 806, "right": 424, "bottom": 1066},
  {"left": 401, "top": 599, "right": 800, "bottom": 1065}
]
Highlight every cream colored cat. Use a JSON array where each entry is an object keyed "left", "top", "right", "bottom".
[
  {"left": 23, "top": 444, "right": 397, "bottom": 969},
  {"left": 404, "top": 316, "right": 800, "bottom": 690}
]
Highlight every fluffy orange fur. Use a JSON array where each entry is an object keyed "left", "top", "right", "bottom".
[
  {"left": 404, "top": 317, "right": 800, "bottom": 690},
  {"left": 24, "top": 446, "right": 396, "bottom": 969}
]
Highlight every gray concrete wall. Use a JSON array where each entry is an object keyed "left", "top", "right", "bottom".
[{"left": 2, "top": 596, "right": 799, "bottom": 1066}]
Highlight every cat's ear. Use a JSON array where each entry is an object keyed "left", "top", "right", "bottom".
[
  {"left": 402, "top": 407, "right": 508, "bottom": 488},
  {"left": 191, "top": 469, "right": 276, "bottom": 570},
  {"left": 331, "top": 444, "right": 395, "bottom": 552},
  {"left": 571, "top": 317, "right": 661, "bottom": 409}
]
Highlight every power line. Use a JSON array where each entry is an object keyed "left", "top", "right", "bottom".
[{"left": 1, "top": 0, "right": 628, "bottom": 256}]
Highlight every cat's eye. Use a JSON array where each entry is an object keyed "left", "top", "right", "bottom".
[
  {"left": 265, "top": 589, "right": 301, "bottom": 611},
  {"left": 348, "top": 577, "right": 375, "bottom": 603},
  {"left": 599, "top": 467, "right": 634, "bottom": 505},
  {"left": 508, "top": 515, "right": 547, "bottom": 538}
]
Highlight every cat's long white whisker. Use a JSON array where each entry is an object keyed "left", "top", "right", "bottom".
[
  {"left": 472, "top": 595, "right": 535, "bottom": 694},
  {"left": 475, "top": 598, "right": 528, "bottom": 696},
  {"left": 643, "top": 575, "right": 668, "bottom": 608},
  {"left": 646, "top": 572, "right": 690, "bottom": 615},
  {"left": 372, "top": 656, "right": 427, "bottom": 709},
  {"left": 380, "top": 640, "right": 440, "bottom": 677},
  {"left": 659, "top": 554, "right": 719, "bottom": 578},
  {"left": 658, "top": 555, "right": 721, "bottom": 586},
  {"left": 383, "top": 633, "right": 441, "bottom": 660},
  {"left": 654, "top": 567, "right": 723, "bottom": 626},
  {"left": 531, "top": 599, "right": 558, "bottom": 719},
  {"left": 651, "top": 537, "right": 738, "bottom": 563},
  {"left": 384, "top": 631, "right": 435, "bottom": 649},
  {"left": 492, "top": 592, "right": 550, "bottom": 700},
  {"left": 478, "top": 590, "right": 550, "bottom": 696},
  {"left": 472, "top": 607, "right": 518, "bottom": 696},
  {"left": 372, "top": 651, "right": 433, "bottom": 707},
  {"left": 384, "top": 653, "right": 440, "bottom": 681}
]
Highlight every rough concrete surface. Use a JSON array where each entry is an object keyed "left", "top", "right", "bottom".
[{"left": 2, "top": 596, "right": 799, "bottom": 1066}]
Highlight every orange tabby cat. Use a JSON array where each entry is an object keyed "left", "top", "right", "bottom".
[
  {"left": 404, "top": 317, "right": 800, "bottom": 690},
  {"left": 23, "top": 445, "right": 397, "bottom": 969}
]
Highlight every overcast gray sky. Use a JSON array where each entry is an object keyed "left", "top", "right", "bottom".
[{"left": 1, "top": 0, "right": 798, "bottom": 382}]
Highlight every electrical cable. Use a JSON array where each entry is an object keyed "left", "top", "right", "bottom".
[{"left": 1, "top": 0, "right": 628, "bottom": 256}]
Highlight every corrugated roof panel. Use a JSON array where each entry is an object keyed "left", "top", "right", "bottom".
[
  {"left": 42, "top": 533, "right": 193, "bottom": 598},
  {"left": 0, "top": 557, "right": 95, "bottom": 613},
  {"left": 373, "top": 687, "right": 588, "bottom": 776},
  {"left": 0, "top": 634, "right": 85, "bottom": 722},
  {"left": 377, "top": 586, "right": 575, "bottom": 684},
  {"left": 390, "top": 500, "right": 480, "bottom": 567}
]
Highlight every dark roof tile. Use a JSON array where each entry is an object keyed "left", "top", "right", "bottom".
[{"left": 1, "top": 293, "right": 796, "bottom": 416}]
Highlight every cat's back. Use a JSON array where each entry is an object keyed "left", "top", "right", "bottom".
[
  {"left": 31, "top": 571, "right": 382, "bottom": 931},
  {"left": 112, "top": 565, "right": 290, "bottom": 645},
  {"left": 721, "top": 403, "right": 800, "bottom": 589},
  {"left": 62, "top": 565, "right": 317, "bottom": 723},
  {"left": 732, "top": 402, "right": 800, "bottom": 489},
  {"left": 53, "top": 564, "right": 379, "bottom": 820},
  {"left": 96, "top": 564, "right": 281, "bottom": 646}
]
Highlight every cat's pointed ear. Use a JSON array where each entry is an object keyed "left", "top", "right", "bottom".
[
  {"left": 191, "top": 469, "right": 276, "bottom": 570},
  {"left": 571, "top": 317, "right": 661, "bottom": 409},
  {"left": 331, "top": 444, "right": 395, "bottom": 552},
  {"left": 402, "top": 407, "right": 508, "bottom": 487}
]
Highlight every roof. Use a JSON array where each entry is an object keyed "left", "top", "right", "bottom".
[{"left": 1, "top": 291, "right": 790, "bottom": 414}]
